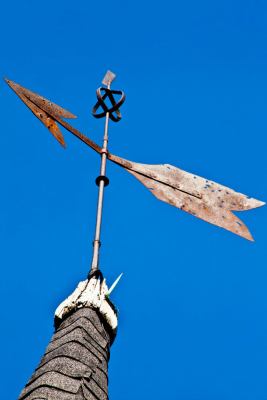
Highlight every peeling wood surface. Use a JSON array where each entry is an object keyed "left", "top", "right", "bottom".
[{"left": 55, "top": 278, "right": 118, "bottom": 334}]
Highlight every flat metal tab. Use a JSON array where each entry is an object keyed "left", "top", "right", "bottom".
[{"left": 102, "top": 71, "right": 116, "bottom": 87}]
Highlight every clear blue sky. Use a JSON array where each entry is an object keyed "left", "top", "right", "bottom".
[{"left": 1, "top": 1, "right": 267, "bottom": 399}]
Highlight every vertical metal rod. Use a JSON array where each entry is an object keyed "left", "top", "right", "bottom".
[{"left": 90, "top": 84, "right": 110, "bottom": 271}]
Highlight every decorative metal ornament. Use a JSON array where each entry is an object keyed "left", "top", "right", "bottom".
[
  {"left": 92, "top": 87, "right": 125, "bottom": 122},
  {"left": 3, "top": 72, "right": 265, "bottom": 277}
]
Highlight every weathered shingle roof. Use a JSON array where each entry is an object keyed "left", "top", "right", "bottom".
[{"left": 18, "top": 308, "right": 111, "bottom": 400}]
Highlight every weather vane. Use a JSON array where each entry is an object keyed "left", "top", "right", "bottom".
[
  {"left": 4, "top": 71, "right": 265, "bottom": 279},
  {"left": 5, "top": 71, "right": 266, "bottom": 400}
]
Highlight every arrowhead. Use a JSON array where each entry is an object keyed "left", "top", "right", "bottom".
[
  {"left": 3, "top": 78, "right": 77, "bottom": 119},
  {"left": 3, "top": 78, "right": 77, "bottom": 148}
]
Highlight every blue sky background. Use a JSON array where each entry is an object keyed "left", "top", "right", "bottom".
[{"left": 1, "top": 1, "right": 267, "bottom": 399}]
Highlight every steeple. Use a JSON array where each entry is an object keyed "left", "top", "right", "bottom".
[{"left": 18, "top": 276, "right": 117, "bottom": 399}]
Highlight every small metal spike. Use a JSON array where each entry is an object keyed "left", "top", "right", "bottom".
[{"left": 107, "top": 274, "right": 123, "bottom": 297}]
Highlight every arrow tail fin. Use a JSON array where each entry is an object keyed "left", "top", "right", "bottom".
[{"left": 109, "top": 154, "right": 265, "bottom": 241}]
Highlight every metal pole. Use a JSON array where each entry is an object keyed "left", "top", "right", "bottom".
[{"left": 90, "top": 83, "right": 110, "bottom": 271}]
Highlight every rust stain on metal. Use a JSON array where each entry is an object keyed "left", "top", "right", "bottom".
[{"left": 4, "top": 77, "right": 265, "bottom": 242}]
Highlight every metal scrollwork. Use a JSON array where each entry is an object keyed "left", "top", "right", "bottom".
[{"left": 92, "top": 87, "right": 125, "bottom": 122}]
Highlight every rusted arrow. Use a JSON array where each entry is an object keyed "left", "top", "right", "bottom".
[{"left": 4, "top": 77, "right": 265, "bottom": 242}]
